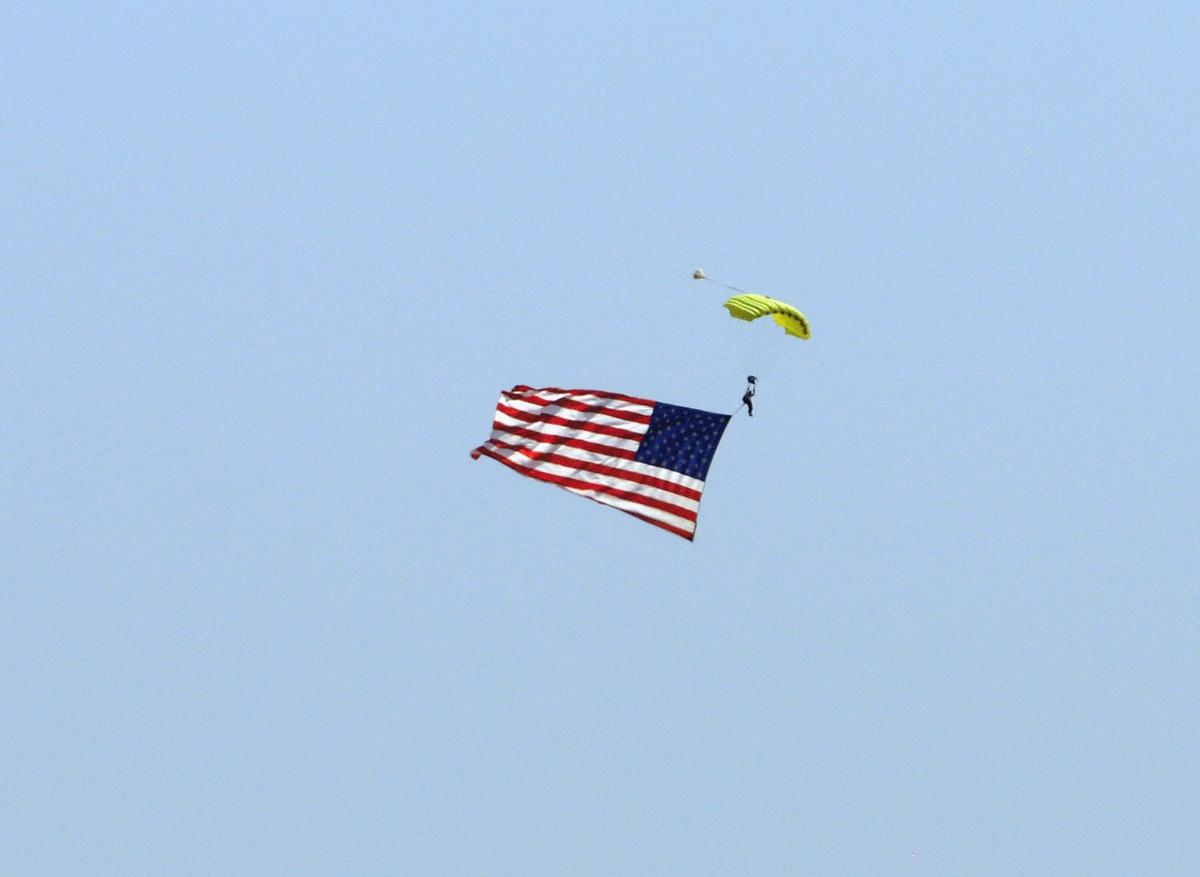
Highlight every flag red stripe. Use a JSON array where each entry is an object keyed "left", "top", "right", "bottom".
[
  {"left": 475, "top": 446, "right": 697, "bottom": 541},
  {"left": 490, "top": 424, "right": 639, "bottom": 460},
  {"left": 620, "top": 508, "right": 696, "bottom": 541},
  {"left": 503, "top": 391, "right": 653, "bottom": 425},
  {"left": 483, "top": 437, "right": 702, "bottom": 502},
  {"left": 474, "top": 445, "right": 698, "bottom": 524},
  {"left": 509, "top": 385, "right": 654, "bottom": 407},
  {"left": 496, "top": 403, "right": 646, "bottom": 443}
]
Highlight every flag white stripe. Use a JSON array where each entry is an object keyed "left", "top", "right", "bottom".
[
  {"left": 478, "top": 442, "right": 701, "bottom": 513},
  {"left": 503, "top": 390, "right": 655, "bottom": 418},
  {"left": 483, "top": 433, "right": 706, "bottom": 493},
  {"left": 560, "top": 485, "right": 696, "bottom": 534},
  {"left": 500, "top": 398, "right": 653, "bottom": 431},
  {"left": 487, "top": 431, "right": 635, "bottom": 468},
  {"left": 492, "top": 412, "right": 644, "bottom": 452}
]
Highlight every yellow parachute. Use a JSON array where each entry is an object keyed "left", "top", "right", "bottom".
[{"left": 723, "top": 293, "right": 810, "bottom": 339}]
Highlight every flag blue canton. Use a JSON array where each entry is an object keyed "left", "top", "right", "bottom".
[{"left": 633, "top": 402, "right": 731, "bottom": 481}]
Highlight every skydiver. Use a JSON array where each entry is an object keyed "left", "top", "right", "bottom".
[{"left": 742, "top": 378, "right": 756, "bottom": 416}]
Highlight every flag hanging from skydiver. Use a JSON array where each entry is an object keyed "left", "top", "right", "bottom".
[{"left": 471, "top": 385, "right": 730, "bottom": 541}]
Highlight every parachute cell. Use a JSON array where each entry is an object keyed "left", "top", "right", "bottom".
[{"left": 723, "top": 293, "right": 810, "bottom": 339}]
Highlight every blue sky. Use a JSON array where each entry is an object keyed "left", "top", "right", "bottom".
[{"left": 3, "top": 3, "right": 1197, "bottom": 875}]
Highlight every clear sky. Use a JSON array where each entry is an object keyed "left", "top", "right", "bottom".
[{"left": 3, "top": 3, "right": 1197, "bottom": 875}]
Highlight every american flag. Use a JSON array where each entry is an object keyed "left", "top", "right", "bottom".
[{"left": 470, "top": 385, "right": 731, "bottom": 541}]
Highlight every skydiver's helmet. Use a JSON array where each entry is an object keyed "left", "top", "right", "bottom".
[{"left": 746, "top": 375, "right": 757, "bottom": 384}]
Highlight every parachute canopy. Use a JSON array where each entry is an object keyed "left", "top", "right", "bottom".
[{"left": 723, "top": 293, "right": 810, "bottom": 339}]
